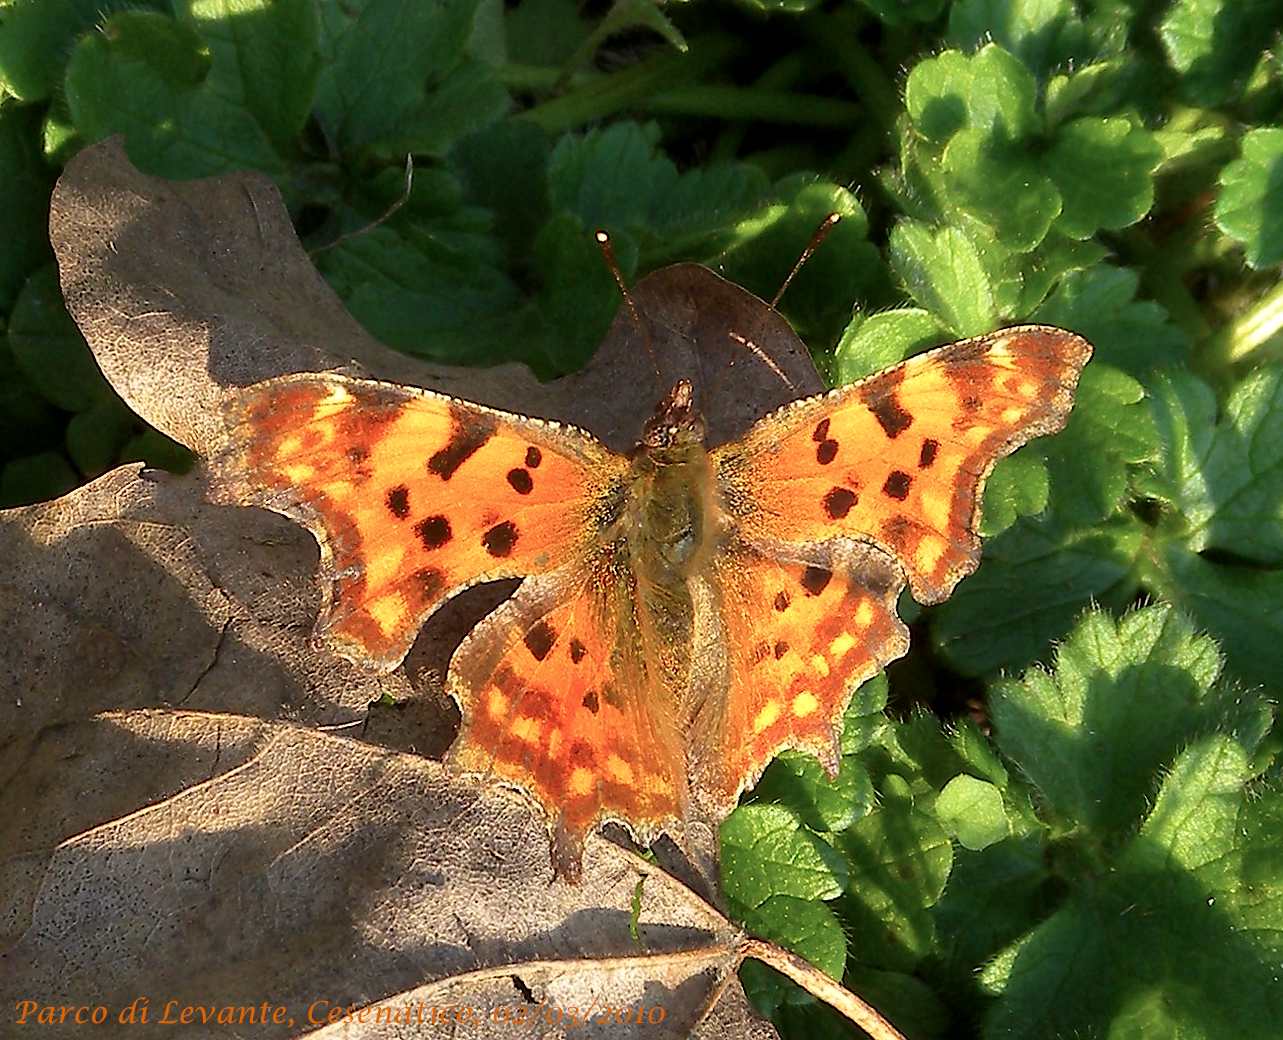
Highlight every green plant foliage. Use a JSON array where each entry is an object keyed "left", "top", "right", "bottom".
[{"left": 3, "top": 1, "right": 1283, "bottom": 1035}]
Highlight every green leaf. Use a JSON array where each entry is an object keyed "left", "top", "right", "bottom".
[
  {"left": 65, "top": 397, "right": 136, "bottom": 479},
  {"left": 720, "top": 804, "right": 848, "bottom": 912},
  {"left": 932, "top": 515, "right": 1145, "bottom": 677},
  {"left": 1215, "top": 127, "right": 1283, "bottom": 270},
  {"left": 313, "top": 0, "right": 487, "bottom": 154},
  {"left": 905, "top": 45, "right": 1039, "bottom": 145},
  {"left": 0, "top": 451, "right": 79, "bottom": 508},
  {"left": 947, "top": 0, "right": 1092, "bottom": 78},
  {"left": 503, "top": 0, "right": 590, "bottom": 66},
  {"left": 833, "top": 308, "right": 946, "bottom": 384},
  {"left": 0, "top": 0, "right": 158, "bottom": 101},
  {"left": 979, "top": 452, "right": 1050, "bottom": 536},
  {"left": 743, "top": 895, "right": 846, "bottom": 980},
  {"left": 986, "top": 737, "right": 1283, "bottom": 1040},
  {"left": 750, "top": 752, "right": 875, "bottom": 835},
  {"left": 8, "top": 265, "right": 110, "bottom": 413},
  {"left": 889, "top": 221, "right": 998, "bottom": 336},
  {"left": 1043, "top": 117, "right": 1160, "bottom": 239},
  {"left": 1031, "top": 264, "right": 1189, "bottom": 377},
  {"left": 450, "top": 118, "right": 551, "bottom": 258},
  {"left": 176, "top": 0, "right": 321, "bottom": 153},
  {"left": 839, "top": 673, "right": 890, "bottom": 756},
  {"left": 942, "top": 129, "right": 1060, "bottom": 251},
  {"left": 833, "top": 778, "right": 953, "bottom": 971},
  {"left": 988, "top": 606, "right": 1262, "bottom": 844},
  {"left": 1144, "top": 367, "right": 1283, "bottom": 565},
  {"left": 1043, "top": 60, "right": 1127, "bottom": 127},
  {"left": 65, "top": 10, "right": 285, "bottom": 177},
  {"left": 1160, "top": 0, "right": 1283, "bottom": 106},
  {"left": 0, "top": 103, "right": 53, "bottom": 311},
  {"left": 936, "top": 775, "right": 1010, "bottom": 850},
  {"left": 1040, "top": 363, "right": 1158, "bottom": 526},
  {"left": 1148, "top": 544, "right": 1283, "bottom": 693}
]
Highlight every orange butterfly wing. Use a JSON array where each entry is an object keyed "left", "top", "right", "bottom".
[
  {"left": 700, "top": 326, "right": 1091, "bottom": 799},
  {"left": 691, "top": 539, "right": 907, "bottom": 812},
  {"left": 447, "top": 562, "right": 686, "bottom": 879},
  {"left": 714, "top": 326, "right": 1092, "bottom": 603},
  {"left": 218, "top": 373, "right": 627, "bottom": 669}
]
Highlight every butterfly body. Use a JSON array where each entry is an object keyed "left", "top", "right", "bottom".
[{"left": 218, "top": 313, "right": 1091, "bottom": 880}]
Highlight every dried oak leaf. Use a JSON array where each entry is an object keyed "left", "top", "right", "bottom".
[{"left": 0, "top": 141, "right": 907, "bottom": 1037}]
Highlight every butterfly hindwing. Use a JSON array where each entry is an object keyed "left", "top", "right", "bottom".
[
  {"left": 218, "top": 373, "right": 626, "bottom": 670},
  {"left": 447, "top": 562, "right": 687, "bottom": 878},
  {"left": 691, "top": 538, "right": 908, "bottom": 812},
  {"left": 713, "top": 326, "right": 1092, "bottom": 603}
]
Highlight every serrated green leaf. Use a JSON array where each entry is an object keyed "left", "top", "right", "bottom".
[
  {"left": 313, "top": 0, "right": 486, "bottom": 154},
  {"left": 8, "top": 265, "right": 110, "bottom": 413},
  {"left": 65, "top": 10, "right": 285, "bottom": 177},
  {"left": 833, "top": 308, "right": 945, "bottom": 384},
  {"left": 839, "top": 673, "right": 889, "bottom": 756},
  {"left": 1040, "top": 363, "right": 1158, "bottom": 525},
  {"left": 988, "top": 605, "right": 1229, "bottom": 840},
  {"left": 531, "top": 210, "right": 633, "bottom": 374},
  {"left": 450, "top": 118, "right": 551, "bottom": 257},
  {"left": 1044, "top": 60, "right": 1126, "bottom": 127},
  {"left": 947, "top": 0, "right": 1091, "bottom": 78},
  {"left": 1144, "top": 367, "right": 1283, "bottom": 565},
  {"left": 986, "top": 737, "right": 1283, "bottom": 1040},
  {"left": 750, "top": 751, "right": 875, "bottom": 834},
  {"left": 1160, "top": 0, "right": 1283, "bottom": 106},
  {"left": 980, "top": 452, "right": 1050, "bottom": 536},
  {"left": 932, "top": 514, "right": 1144, "bottom": 677},
  {"left": 0, "top": 103, "right": 53, "bottom": 311},
  {"left": 742, "top": 895, "right": 846, "bottom": 980},
  {"left": 936, "top": 775, "right": 1010, "bottom": 850},
  {"left": 889, "top": 221, "right": 997, "bottom": 335},
  {"left": 720, "top": 804, "right": 848, "bottom": 911},
  {"left": 1215, "top": 127, "right": 1283, "bottom": 270},
  {"left": 176, "top": 0, "right": 321, "bottom": 153},
  {"left": 0, "top": 0, "right": 159, "bottom": 101},
  {"left": 504, "top": 0, "right": 591, "bottom": 66},
  {"left": 1043, "top": 116, "right": 1160, "bottom": 239},
  {"left": 833, "top": 784, "right": 953, "bottom": 971},
  {"left": 905, "top": 45, "right": 1039, "bottom": 145},
  {"left": 1031, "top": 264, "right": 1189, "bottom": 377},
  {"left": 1148, "top": 544, "right": 1283, "bottom": 693},
  {"left": 943, "top": 129, "right": 1060, "bottom": 251},
  {"left": 1014, "top": 234, "right": 1108, "bottom": 316}
]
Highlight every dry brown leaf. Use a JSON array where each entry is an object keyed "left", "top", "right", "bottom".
[{"left": 3, "top": 140, "right": 908, "bottom": 1039}]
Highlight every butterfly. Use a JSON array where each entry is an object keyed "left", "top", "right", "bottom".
[{"left": 215, "top": 266, "right": 1090, "bottom": 881}]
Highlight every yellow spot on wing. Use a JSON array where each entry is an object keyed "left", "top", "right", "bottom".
[
  {"left": 607, "top": 754, "right": 634, "bottom": 784},
  {"left": 915, "top": 536, "right": 946, "bottom": 574},
  {"left": 486, "top": 689, "right": 508, "bottom": 721},
  {"left": 792, "top": 691, "right": 819, "bottom": 717},
  {"left": 922, "top": 489, "right": 950, "bottom": 530},
  {"left": 1001, "top": 406, "right": 1025, "bottom": 423},
  {"left": 283, "top": 463, "right": 315, "bottom": 482},
  {"left": 511, "top": 716, "right": 541, "bottom": 744},
  {"left": 547, "top": 728, "right": 562, "bottom": 759},
  {"left": 753, "top": 701, "right": 781, "bottom": 734},
  {"left": 569, "top": 767, "right": 594, "bottom": 797},
  {"left": 849, "top": 604, "right": 872, "bottom": 630},
  {"left": 368, "top": 592, "right": 406, "bottom": 635},
  {"left": 811, "top": 654, "right": 830, "bottom": 677}
]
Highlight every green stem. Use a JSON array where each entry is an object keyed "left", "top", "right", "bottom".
[
  {"left": 802, "top": 11, "right": 901, "bottom": 138},
  {"left": 711, "top": 52, "right": 807, "bottom": 161},
  {"left": 1217, "top": 278, "right": 1283, "bottom": 363},
  {"left": 511, "top": 36, "right": 738, "bottom": 135}
]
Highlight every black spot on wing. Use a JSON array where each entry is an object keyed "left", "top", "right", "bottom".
[
  {"left": 427, "top": 405, "right": 498, "bottom": 480},
  {"left": 482, "top": 520, "right": 519, "bottom": 557}
]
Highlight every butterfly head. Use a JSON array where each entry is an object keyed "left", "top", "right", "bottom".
[{"left": 640, "top": 379, "right": 706, "bottom": 456}]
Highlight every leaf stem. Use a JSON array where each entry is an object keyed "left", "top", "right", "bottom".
[
  {"left": 1215, "top": 278, "right": 1283, "bottom": 363},
  {"left": 642, "top": 86, "right": 862, "bottom": 126},
  {"left": 742, "top": 938, "right": 907, "bottom": 1040},
  {"left": 511, "top": 37, "right": 738, "bottom": 134}
]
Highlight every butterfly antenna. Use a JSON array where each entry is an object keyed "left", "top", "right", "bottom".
[
  {"left": 309, "top": 155, "right": 415, "bottom": 255},
  {"left": 770, "top": 211, "right": 841, "bottom": 309},
  {"left": 728, "top": 330, "right": 796, "bottom": 393},
  {"left": 595, "top": 230, "right": 662, "bottom": 386}
]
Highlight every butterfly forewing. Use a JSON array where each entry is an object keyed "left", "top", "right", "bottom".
[
  {"left": 217, "top": 373, "right": 626, "bottom": 670},
  {"left": 713, "top": 326, "right": 1092, "bottom": 603}
]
